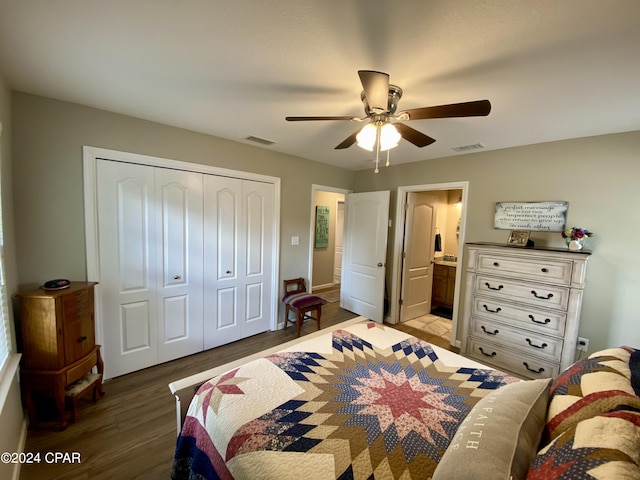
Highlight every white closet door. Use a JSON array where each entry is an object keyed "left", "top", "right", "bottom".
[
  {"left": 155, "top": 168, "right": 204, "bottom": 363},
  {"left": 97, "top": 160, "right": 158, "bottom": 378},
  {"left": 203, "top": 176, "right": 273, "bottom": 348},
  {"left": 243, "top": 180, "right": 274, "bottom": 337}
]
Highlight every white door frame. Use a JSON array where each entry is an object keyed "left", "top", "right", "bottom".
[
  {"left": 389, "top": 181, "right": 469, "bottom": 348},
  {"left": 83, "top": 146, "right": 281, "bottom": 348},
  {"left": 308, "top": 185, "right": 352, "bottom": 291}
]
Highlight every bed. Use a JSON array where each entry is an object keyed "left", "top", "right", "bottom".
[
  {"left": 171, "top": 318, "right": 640, "bottom": 479},
  {"left": 169, "top": 317, "right": 525, "bottom": 479}
]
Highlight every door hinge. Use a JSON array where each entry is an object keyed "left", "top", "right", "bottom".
[{"left": 399, "top": 298, "right": 403, "bottom": 306}]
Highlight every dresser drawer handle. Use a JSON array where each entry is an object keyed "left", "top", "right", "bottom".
[
  {"left": 541, "top": 268, "right": 549, "bottom": 273},
  {"left": 485, "top": 282, "right": 504, "bottom": 291},
  {"left": 528, "top": 314, "right": 551, "bottom": 325},
  {"left": 479, "top": 347, "right": 497, "bottom": 357},
  {"left": 523, "top": 362, "right": 545, "bottom": 374},
  {"left": 483, "top": 304, "right": 502, "bottom": 313},
  {"left": 481, "top": 326, "right": 499, "bottom": 335},
  {"left": 77, "top": 336, "right": 88, "bottom": 343},
  {"left": 531, "top": 290, "right": 553, "bottom": 300},
  {"left": 526, "top": 338, "right": 548, "bottom": 349},
  {"left": 493, "top": 262, "right": 500, "bottom": 267}
]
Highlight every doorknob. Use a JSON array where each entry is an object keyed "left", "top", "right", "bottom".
[{"left": 377, "top": 262, "right": 383, "bottom": 267}]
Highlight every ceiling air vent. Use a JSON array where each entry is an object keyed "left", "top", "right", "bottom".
[
  {"left": 246, "top": 135, "right": 276, "bottom": 146},
  {"left": 451, "top": 143, "right": 485, "bottom": 152}
]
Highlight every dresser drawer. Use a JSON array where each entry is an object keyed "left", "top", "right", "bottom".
[
  {"left": 62, "top": 288, "right": 92, "bottom": 323},
  {"left": 470, "top": 317, "right": 563, "bottom": 362},
  {"left": 66, "top": 349, "right": 98, "bottom": 385},
  {"left": 467, "top": 338, "right": 560, "bottom": 379},
  {"left": 476, "top": 252, "right": 573, "bottom": 285},
  {"left": 471, "top": 295, "right": 567, "bottom": 336},
  {"left": 474, "top": 274, "right": 570, "bottom": 310}
]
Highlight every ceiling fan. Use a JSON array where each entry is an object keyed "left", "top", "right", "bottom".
[{"left": 286, "top": 70, "right": 491, "bottom": 171}]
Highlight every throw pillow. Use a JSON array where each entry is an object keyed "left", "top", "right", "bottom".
[
  {"left": 545, "top": 347, "right": 639, "bottom": 442},
  {"left": 432, "top": 378, "right": 551, "bottom": 480},
  {"left": 527, "top": 409, "right": 640, "bottom": 479}
]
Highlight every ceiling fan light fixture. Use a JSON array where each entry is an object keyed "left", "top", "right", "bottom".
[
  {"left": 356, "top": 123, "right": 377, "bottom": 151},
  {"left": 379, "top": 123, "right": 401, "bottom": 151}
]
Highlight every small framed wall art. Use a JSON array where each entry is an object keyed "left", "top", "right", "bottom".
[
  {"left": 507, "top": 229, "right": 531, "bottom": 247},
  {"left": 314, "top": 206, "right": 330, "bottom": 248}
]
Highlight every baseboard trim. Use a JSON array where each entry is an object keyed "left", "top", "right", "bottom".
[{"left": 12, "top": 418, "right": 28, "bottom": 480}]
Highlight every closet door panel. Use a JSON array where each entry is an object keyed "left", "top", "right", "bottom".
[
  {"left": 121, "top": 301, "right": 152, "bottom": 351},
  {"left": 97, "top": 160, "right": 158, "bottom": 378},
  {"left": 155, "top": 168, "right": 204, "bottom": 363},
  {"left": 217, "top": 287, "right": 237, "bottom": 329},
  {"left": 242, "top": 181, "right": 273, "bottom": 333},
  {"left": 216, "top": 186, "right": 239, "bottom": 281},
  {"left": 204, "top": 175, "right": 245, "bottom": 348},
  {"left": 162, "top": 295, "right": 189, "bottom": 341},
  {"left": 246, "top": 283, "right": 263, "bottom": 321}
]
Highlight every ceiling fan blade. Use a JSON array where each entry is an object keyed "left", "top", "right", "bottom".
[
  {"left": 334, "top": 129, "right": 361, "bottom": 149},
  {"left": 286, "top": 115, "right": 360, "bottom": 121},
  {"left": 358, "top": 70, "right": 389, "bottom": 113},
  {"left": 394, "top": 123, "right": 436, "bottom": 147},
  {"left": 399, "top": 99, "right": 491, "bottom": 120}
]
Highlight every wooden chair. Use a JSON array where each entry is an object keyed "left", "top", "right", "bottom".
[{"left": 282, "top": 278, "right": 327, "bottom": 337}]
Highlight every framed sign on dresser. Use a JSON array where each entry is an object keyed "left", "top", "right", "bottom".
[{"left": 461, "top": 242, "right": 590, "bottom": 379}]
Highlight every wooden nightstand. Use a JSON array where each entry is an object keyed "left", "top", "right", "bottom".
[{"left": 16, "top": 281, "right": 105, "bottom": 429}]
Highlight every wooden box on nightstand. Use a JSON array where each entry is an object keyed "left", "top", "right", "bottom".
[{"left": 15, "top": 281, "right": 104, "bottom": 429}]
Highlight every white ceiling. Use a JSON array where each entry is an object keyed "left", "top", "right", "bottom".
[{"left": 1, "top": 0, "right": 639, "bottom": 171}]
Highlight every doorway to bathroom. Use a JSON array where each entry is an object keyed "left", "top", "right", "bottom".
[{"left": 391, "top": 182, "right": 468, "bottom": 348}]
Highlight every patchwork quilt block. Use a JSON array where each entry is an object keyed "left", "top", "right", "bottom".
[
  {"left": 545, "top": 346, "right": 640, "bottom": 442},
  {"left": 528, "top": 410, "right": 640, "bottom": 479},
  {"left": 172, "top": 322, "right": 518, "bottom": 479}
]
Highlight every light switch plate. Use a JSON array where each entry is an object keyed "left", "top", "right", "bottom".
[{"left": 291, "top": 236, "right": 299, "bottom": 246}]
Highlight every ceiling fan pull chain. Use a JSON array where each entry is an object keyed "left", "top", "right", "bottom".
[
  {"left": 386, "top": 149, "right": 390, "bottom": 167},
  {"left": 374, "top": 127, "right": 380, "bottom": 173}
]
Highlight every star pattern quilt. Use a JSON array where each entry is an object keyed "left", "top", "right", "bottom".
[{"left": 172, "top": 321, "right": 518, "bottom": 479}]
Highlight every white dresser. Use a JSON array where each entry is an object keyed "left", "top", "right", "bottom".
[{"left": 462, "top": 242, "right": 590, "bottom": 379}]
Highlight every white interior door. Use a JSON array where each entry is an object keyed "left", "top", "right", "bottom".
[
  {"left": 97, "top": 160, "right": 158, "bottom": 378},
  {"left": 400, "top": 192, "right": 436, "bottom": 322},
  {"left": 341, "top": 191, "right": 390, "bottom": 322},
  {"left": 155, "top": 168, "right": 204, "bottom": 363},
  {"left": 203, "top": 176, "right": 273, "bottom": 348}
]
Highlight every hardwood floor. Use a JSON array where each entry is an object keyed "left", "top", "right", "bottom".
[{"left": 19, "top": 301, "right": 455, "bottom": 480}]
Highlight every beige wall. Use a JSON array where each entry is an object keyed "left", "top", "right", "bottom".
[
  {"left": 312, "top": 190, "right": 345, "bottom": 289},
  {"left": 11, "top": 93, "right": 355, "bottom": 293},
  {"left": 0, "top": 71, "right": 25, "bottom": 480},
  {"left": 353, "top": 131, "right": 640, "bottom": 353},
  {"left": 10, "top": 91, "right": 640, "bottom": 356}
]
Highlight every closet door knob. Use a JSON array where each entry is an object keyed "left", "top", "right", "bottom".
[
  {"left": 226, "top": 270, "right": 232, "bottom": 274},
  {"left": 173, "top": 275, "right": 181, "bottom": 280}
]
